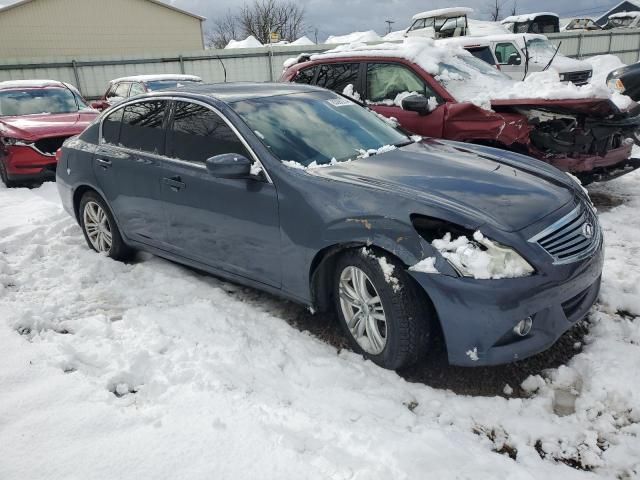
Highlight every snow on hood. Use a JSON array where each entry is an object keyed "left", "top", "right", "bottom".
[
  {"left": 311, "top": 37, "right": 630, "bottom": 111},
  {"left": 225, "top": 35, "right": 263, "bottom": 49},
  {"left": 325, "top": 31, "right": 382, "bottom": 44},
  {"left": 383, "top": 29, "right": 407, "bottom": 41}
]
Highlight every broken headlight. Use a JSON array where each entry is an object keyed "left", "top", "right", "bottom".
[{"left": 607, "top": 78, "right": 626, "bottom": 94}]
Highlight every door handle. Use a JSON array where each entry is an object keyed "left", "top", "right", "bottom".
[
  {"left": 163, "top": 176, "right": 186, "bottom": 191},
  {"left": 96, "top": 158, "right": 112, "bottom": 168}
]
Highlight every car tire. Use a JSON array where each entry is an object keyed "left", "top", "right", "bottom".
[
  {"left": 333, "top": 247, "right": 431, "bottom": 370},
  {"left": 79, "top": 191, "right": 132, "bottom": 261},
  {"left": 0, "top": 159, "right": 17, "bottom": 188}
]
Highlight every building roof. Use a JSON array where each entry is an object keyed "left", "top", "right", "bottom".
[
  {"left": 596, "top": 0, "right": 640, "bottom": 22},
  {"left": 0, "top": 0, "right": 205, "bottom": 21}
]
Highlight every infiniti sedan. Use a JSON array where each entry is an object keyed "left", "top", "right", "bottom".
[{"left": 56, "top": 83, "right": 603, "bottom": 370}]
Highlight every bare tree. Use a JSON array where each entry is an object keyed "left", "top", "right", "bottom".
[
  {"left": 207, "top": 10, "right": 240, "bottom": 49},
  {"left": 511, "top": 0, "right": 518, "bottom": 16},
  {"left": 238, "top": 0, "right": 306, "bottom": 44},
  {"left": 485, "top": 0, "right": 507, "bottom": 21}
]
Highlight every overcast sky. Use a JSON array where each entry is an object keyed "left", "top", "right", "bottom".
[{"left": 172, "top": 0, "right": 623, "bottom": 40}]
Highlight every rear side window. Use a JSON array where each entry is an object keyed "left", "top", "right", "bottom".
[
  {"left": 129, "top": 82, "right": 146, "bottom": 96},
  {"left": 315, "top": 63, "right": 359, "bottom": 93},
  {"left": 118, "top": 100, "right": 167, "bottom": 154},
  {"left": 467, "top": 47, "right": 496, "bottom": 66},
  {"left": 167, "top": 101, "right": 249, "bottom": 164},
  {"left": 366, "top": 63, "right": 429, "bottom": 103},
  {"left": 494, "top": 43, "right": 521, "bottom": 65},
  {"left": 113, "top": 82, "right": 131, "bottom": 99},
  {"left": 102, "top": 108, "right": 124, "bottom": 144},
  {"left": 293, "top": 67, "right": 316, "bottom": 84}
]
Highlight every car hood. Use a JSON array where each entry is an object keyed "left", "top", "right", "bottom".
[
  {"left": 0, "top": 111, "right": 98, "bottom": 141},
  {"left": 531, "top": 54, "right": 591, "bottom": 73},
  {"left": 306, "top": 140, "right": 574, "bottom": 232},
  {"left": 490, "top": 97, "right": 632, "bottom": 116}
]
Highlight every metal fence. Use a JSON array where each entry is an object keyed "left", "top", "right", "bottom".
[
  {"left": 547, "top": 29, "right": 640, "bottom": 64},
  {"left": 1, "top": 28, "right": 640, "bottom": 98}
]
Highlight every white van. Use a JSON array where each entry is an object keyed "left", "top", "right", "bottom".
[{"left": 438, "top": 34, "right": 593, "bottom": 85}]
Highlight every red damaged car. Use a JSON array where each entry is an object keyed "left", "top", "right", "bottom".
[
  {"left": 0, "top": 80, "right": 98, "bottom": 187},
  {"left": 281, "top": 39, "right": 640, "bottom": 182}
]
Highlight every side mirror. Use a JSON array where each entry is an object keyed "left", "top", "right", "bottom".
[
  {"left": 205, "top": 153, "right": 252, "bottom": 179},
  {"left": 401, "top": 94, "right": 432, "bottom": 115},
  {"left": 508, "top": 53, "right": 521, "bottom": 65},
  {"left": 91, "top": 100, "right": 107, "bottom": 111}
]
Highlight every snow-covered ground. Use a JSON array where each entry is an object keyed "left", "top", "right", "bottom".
[{"left": 1, "top": 166, "right": 640, "bottom": 478}]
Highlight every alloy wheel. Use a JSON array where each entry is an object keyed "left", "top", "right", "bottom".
[
  {"left": 338, "top": 266, "right": 387, "bottom": 354},
  {"left": 83, "top": 201, "right": 112, "bottom": 253}
]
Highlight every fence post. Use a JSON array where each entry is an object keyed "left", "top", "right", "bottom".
[
  {"left": 608, "top": 32, "right": 613, "bottom": 54},
  {"left": 71, "top": 60, "right": 82, "bottom": 94},
  {"left": 576, "top": 34, "right": 583, "bottom": 59},
  {"left": 267, "top": 47, "right": 274, "bottom": 82},
  {"left": 179, "top": 55, "right": 185, "bottom": 74}
]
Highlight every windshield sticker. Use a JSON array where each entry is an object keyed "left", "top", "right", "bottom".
[{"left": 327, "top": 98, "right": 354, "bottom": 107}]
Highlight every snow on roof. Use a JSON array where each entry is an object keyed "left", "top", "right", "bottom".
[
  {"left": 290, "top": 36, "right": 315, "bottom": 46},
  {"left": 110, "top": 74, "right": 201, "bottom": 84},
  {"left": 309, "top": 37, "right": 618, "bottom": 109},
  {"left": 468, "top": 19, "right": 510, "bottom": 36},
  {"left": 501, "top": 12, "right": 559, "bottom": 24},
  {"left": 609, "top": 10, "right": 640, "bottom": 18},
  {"left": 412, "top": 7, "right": 473, "bottom": 21},
  {"left": 0, "top": 79, "right": 66, "bottom": 89},
  {"left": 437, "top": 33, "right": 545, "bottom": 49},
  {"left": 325, "top": 30, "right": 382, "bottom": 44},
  {"left": 225, "top": 35, "right": 263, "bottom": 49}
]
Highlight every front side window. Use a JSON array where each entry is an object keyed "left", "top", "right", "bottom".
[
  {"left": 0, "top": 87, "right": 80, "bottom": 116},
  {"left": 167, "top": 101, "right": 249, "bottom": 164},
  {"left": 231, "top": 91, "right": 410, "bottom": 167},
  {"left": 315, "top": 63, "right": 360, "bottom": 93},
  {"left": 293, "top": 67, "right": 316, "bottom": 85},
  {"left": 129, "top": 82, "right": 146, "bottom": 96},
  {"left": 111, "top": 83, "right": 130, "bottom": 99},
  {"left": 494, "top": 43, "right": 521, "bottom": 65},
  {"left": 118, "top": 100, "right": 167, "bottom": 153},
  {"left": 366, "top": 63, "right": 428, "bottom": 104},
  {"left": 409, "top": 18, "right": 426, "bottom": 31}
]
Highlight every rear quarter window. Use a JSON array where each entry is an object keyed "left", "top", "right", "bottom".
[
  {"left": 293, "top": 66, "right": 316, "bottom": 84},
  {"left": 315, "top": 63, "right": 360, "bottom": 93}
]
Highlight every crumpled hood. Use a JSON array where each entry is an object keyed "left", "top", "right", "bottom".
[
  {"left": 0, "top": 111, "right": 97, "bottom": 141},
  {"left": 490, "top": 97, "right": 633, "bottom": 116},
  {"left": 307, "top": 140, "right": 575, "bottom": 232}
]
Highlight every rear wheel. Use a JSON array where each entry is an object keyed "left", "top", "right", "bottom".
[
  {"left": 333, "top": 248, "right": 431, "bottom": 370},
  {"left": 79, "top": 191, "right": 132, "bottom": 260}
]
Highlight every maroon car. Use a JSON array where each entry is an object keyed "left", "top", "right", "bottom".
[
  {"left": 281, "top": 42, "right": 640, "bottom": 182},
  {"left": 0, "top": 80, "right": 98, "bottom": 186}
]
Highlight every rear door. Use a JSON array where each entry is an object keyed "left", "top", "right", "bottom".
[
  {"left": 160, "top": 100, "right": 281, "bottom": 287},
  {"left": 94, "top": 99, "right": 169, "bottom": 248},
  {"left": 364, "top": 61, "right": 445, "bottom": 137}
]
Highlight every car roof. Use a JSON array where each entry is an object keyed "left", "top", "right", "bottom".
[
  {"left": 0, "top": 79, "right": 67, "bottom": 90},
  {"left": 110, "top": 74, "right": 202, "bottom": 84},
  {"left": 149, "top": 81, "right": 329, "bottom": 103}
]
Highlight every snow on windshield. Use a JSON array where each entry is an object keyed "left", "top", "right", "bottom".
[{"left": 312, "top": 38, "right": 627, "bottom": 111}]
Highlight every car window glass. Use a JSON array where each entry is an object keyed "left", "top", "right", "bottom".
[
  {"left": 119, "top": 100, "right": 167, "bottom": 153},
  {"left": 167, "top": 101, "right": 249, "bottom": 164},
  {"left": 410, "top": 18, "right": 425, "bottom": 31},
  {"left": 129, "top": 82, "right": 145, "bottom": 96},
  {"left": 494, "top": 43, "right": 520, "bottom": 65},
  {"left": 315, "top": 63, "right": 359, "bottom": 93},
  {"left": 106, "top": 84, "right": 120, "bottom": 99},
  {"left": 102, "top": 108, "right": 124, "bottom": 144},
  {"left": 467, "top": 47, "right": 496, "bottom": 65},
  {"left": 293, "top": 67, "right": 316, "bottom": 84},
  {"left": 113, "top": 83, "right": 131, "bottom": 98},
  {"left": 366, "top": 63, "right": 430, "bottom": 104}
]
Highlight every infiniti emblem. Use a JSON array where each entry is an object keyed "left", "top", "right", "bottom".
[{"left": 582, "top": 222, "right": 594, "bottom": 239}]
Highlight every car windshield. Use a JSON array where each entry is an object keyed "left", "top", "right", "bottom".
[
  {"left": 0, "top": 87, "right": 81, "bottom": 116},
  {"left": 435, "top": 53, "right": 513, "bottom": 104},
  {"left": 145, "top": 79, "right": 202, "bottom": 91},
  {"left": 231, "top": 91, "right": 410, "bottom": 166},
  {"left": 605, "top": 16, "right": 635, "bottom": 28},
  {"left": 525, "top": 38, "right": 559, "bottom": 61}
]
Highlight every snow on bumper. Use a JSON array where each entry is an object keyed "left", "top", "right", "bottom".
[{"left": 409, "top": 244, "right": 603, "bottom": 366}]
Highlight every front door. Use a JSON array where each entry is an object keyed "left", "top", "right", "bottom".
[
  {"left": 364, "top": 62, "right": 445, "bottom": 138},
  {"left": 160, "top": 100, "right": 281, "bottom": 288},
  {"left": 493, "top": 42, "right": 524, "bottom": 81},
  {"left": 93, "top": 99, "right": 169, "bottom": 248}
]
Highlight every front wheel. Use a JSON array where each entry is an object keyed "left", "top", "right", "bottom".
[
  {"left": 79, "top": 191, "right": 132, "bottom": 261},
  {"left": 333, "top": 248, "right": 431, "bottom": 370}
]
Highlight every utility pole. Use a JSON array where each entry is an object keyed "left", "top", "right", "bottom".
[{"left": 385, "top": 19, "right": 395, "bottom": 34}]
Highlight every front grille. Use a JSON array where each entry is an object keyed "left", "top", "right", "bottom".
[
  {"left": 563, "top": 71, "right": 591, "bottom": 85},
  {"left": 34, "top": 136, "right": 69, "bottom": 155},
  {"left": 529, "top": 204, "right": 601, "bottom": 264}
]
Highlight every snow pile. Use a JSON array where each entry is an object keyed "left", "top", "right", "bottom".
[
  {"left": 2, "top": 166, "right": 640, "bottom": 477},
  {"left": 225, "top": 35, "right": 263, "bottom": 49},
  {"left": 585, "top": 54, "right": 626, "bottom": 88},
  {"left": 408, "top": 257, "right": 439, "bottom": 274},
  {"left": 290, "top": 36, "right": 315, "bottom": 46},
  {"left": 383, "top": 29, "right": 407, "bottom": 41},
  {"left": 357, "top": 144, "right": 397, "bottom": 158},
  {"left": 468, "top": 19, "right": 510, "bottom": 36},
  {"left": 312, "top": 38, "right": 630, "bottom": 111},
  {"left": 325, "top": 30, "right": 382, "bottom": 44},
  {"left": 342, "top": 83, "right": 361, "bottom": 101},
  {"left": 432, "top": 230, "right": 534, "bottom": 279}
]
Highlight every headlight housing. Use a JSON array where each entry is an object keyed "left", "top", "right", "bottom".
[
  {"left": 411, "top": 216, "right": 534, "bottom": 279},
  {"left": 607, "top": 77, "right": 625, "bottom": 93},
  {"left": 0, "top": 137, "right": 31, "bottom": 147}
]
